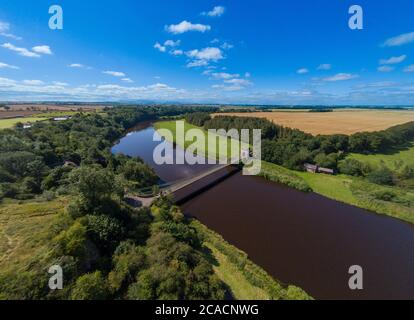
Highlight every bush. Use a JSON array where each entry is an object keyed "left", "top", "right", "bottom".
[
  {"left": 87, "top": 215, "right": 125, "bottom": 252},
  {"left": 108, "top": 241, "right": 146, "bottom": 292},
  {"left": 70, "top": 271, "right": 110, "bottom": 300},
  {"left": 367, "top": 167, "right": 395, "bottom": 186},
  {"left": 339, "top": 159, "right": 369, "bottom": 177}
]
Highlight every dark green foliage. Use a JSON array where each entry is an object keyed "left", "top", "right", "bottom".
[
  {"left": 87, "top": 215, "right": 125, "bottom": 252},
  {"left": 185, "top": 112, "right": 211, "bottom": 127},
  {"left": 127, "top": 230, "right": 225, "bottom": 300},
  {"left": 367, "top": 167, "right": 395, "bottom": 186},
  {"left": 70, "top": 271, "right": 110, "bottom": 300},
  {"left": 338, "top": 159, "right": 369, "bottom": 177},
  {"left": 205, "top": 116, "right": 414, "bottom": 171}
]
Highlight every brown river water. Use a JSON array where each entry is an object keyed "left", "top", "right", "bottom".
[{"left": 112, "top": 125, "right": 414, "bottom": 300}]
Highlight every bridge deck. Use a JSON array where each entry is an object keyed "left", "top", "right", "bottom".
[{"left": 126, "top": 161, "right": 241, "bottom": 207}]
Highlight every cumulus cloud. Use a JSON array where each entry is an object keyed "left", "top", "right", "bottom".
[
  {"left": 221, "top": 42, "right": 234, "bottom": 50},
  {"left": 186, "top": 47, "right": 224, "bottom": 68},
  {"left": 121, "top": 78, "right": 134, "bottom": 83},
  {"left": 53, "top": 81, "right": 69, "bottom": 86},
  {"left": 1, "top": 43, "right": 40, "bottom": 58},
  {"left": 170, "top": 49, "right": 183, "bottom": 56},
  {"left": 166, "top": 21, "right": 211, "bottom": 34},
  {"left": 210, "top": 72, "right": 239, "bottom": 80},
  {"left": 383, "top": 32, "right": 414, "bottom": 47},
  {"left": 403, "top": 65, "right": 414, "bottom": 73},
  {"left": 322, "top": 73, "right": 358, "bottom": 81},
  {"left": 317, "top": 64, "right": 332, "bottom": 70},
  {"left": 186, "top": 47, "right": 223, "bottom": 61},
  {"left": 224, "top": 78, "right": 252, "bottom": 86},
  {"left": 377, "top": 66, "right": 394, "bottom": 73},
  {"left": 68, "top": 63, "right": 84, "bottom": 68},
  {"left": 0, "top": 62, "right": 19, "bottom": 69},
  {"left": 0, "top": 21, "right": 21, "bottom": 40},
  {"left": 23, "top": 80, "right": 44, "bottom": 86},
  {"left": 297, "top": 68, "right": 309, "bottom": 74},
  {"left": 32, "top": 45, "right": 53, "bottom": 55},
  {"left": 103, "top": 71, "right": 126, "bottom": 77},
  {"left": 164, "top": 40, "right": 180, "bottom": 47},
  {"left": 154, "top": 42, "right": 166, "bottom": 52},
  {"left": 201, "top": 6, "right": 226, "bottom": 17},
  {"left": 379, "top": 55, "right": 407, "bottom": 65}
]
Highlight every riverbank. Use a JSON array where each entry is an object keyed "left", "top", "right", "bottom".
[{"left": 156, "top": 120, "right": 414, "bottom": 225}]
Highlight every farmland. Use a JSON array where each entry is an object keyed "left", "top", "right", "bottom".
[
  {"left": 214, "top": 109, "right": 414, "bottom": 135},
  {"left": 348, "top": 142, "right": 414, "bottom": 170}
]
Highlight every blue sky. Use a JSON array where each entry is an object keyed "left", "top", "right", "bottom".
[{"left": 0, "top": 0, "right": 414, "bottom": 105}]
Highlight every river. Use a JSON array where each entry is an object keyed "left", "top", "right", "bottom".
[{"left": 112, "top": 124, "right": 414, "bottom": 300}]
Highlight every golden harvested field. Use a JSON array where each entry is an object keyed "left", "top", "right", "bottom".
[{"left": 214, "top": 109, "right": 414, "bottom": 135}]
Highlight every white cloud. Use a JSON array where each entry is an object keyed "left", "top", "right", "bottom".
[
  {"left": 69, "top": 63, "right": 84, "bottom": 68},
  {"left": 103, "top": 71, "right": 126, "bottom": 77},
  {"left": 297, "top": 68, "right": 309, "bottom": 74},
  {"left": 1, "top": 43, "right": 40, "bottom": 58},
  {"left": 121, "top": 78, "right": 134, "bottom": 83},
  {"left": 377, "top": 66, "right": 394, "bottom": 73},
  {"left": 202, "top": 6, "right": 226, "bottom": 17},
  {"left": 245, "top": 72, "right": 251, "bottom": 78},
  {"left": 317, "top": 64, "right": 332, "bottom": 70},
  {"left": 224, "top": 78, "right": 252, "bottom": 86},
  {"left": 186, "top": 47, "right": 224, "bottom": 68},
  {"left": 32, "top": 45, "right": 52, "bottom": 55},
  {"left": 186, "top": 47, "right": 223, "bottom": 61},
  {"left": 212, "top": 84, "right": 244, "bottom": 91},
  {"left": 403, "top": 65, "right": 414, "bottom": 73},
  {"left": 164, "top": 40, "right": 180, "bottom": 47},
  {"left": 221, "top": 42, "right": 234, "bottom": 50},
  {"left": 0, "top": 62, "right": 19, "bottom": 69},
  {"left": 187, "top": 60, "right": 209, "bottom": 68},
  {"left": 166, "top": 21, "right": 211, "bottom": 34},
  {"left": 0, "top": 21, "right": 21, "bottom": 40},
  {"left": 170, "top": 49, "right": 183, "bottom": 56},
  {"left": 383, "top": 32, "right": 414, "bottom": 47},
  {"left": 23, "top": 80, "right": 44, "bottom": 86},
  {"left": 211, "top": 72, "right": 239, "bottom": 80},
  {"left": 322, "top": 73, "right": 358, "bottom": 81},
  {"left": 154, "top": 42, "right": 166, "bottom": 52},
  {"left": 53, "top": 81, "right": 69, "bottom": 86},
  {"left": 379, "top": 55, "right": 407, "bottom": 65}
]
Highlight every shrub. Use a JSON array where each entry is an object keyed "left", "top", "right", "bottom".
[
  {"left": 367, "top": 167, "right": 395, "bottom": 186},
  {"left": 70, "top": 271, "right": 110, "bottom": 300}
]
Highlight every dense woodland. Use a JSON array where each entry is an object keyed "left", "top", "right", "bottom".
[
  {"left": 0, "top": 106, "right": 230, "bottom": 300},
  {"left": 187, "top": 113, "right": 414, "bottom": 188}
]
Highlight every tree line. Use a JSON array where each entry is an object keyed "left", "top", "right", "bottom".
[
  {"left": 186, "top": 113, "right": 414, "bottom": 186},
  {"left": 0, "top": 106, "right": 227, "bottom": 300}
]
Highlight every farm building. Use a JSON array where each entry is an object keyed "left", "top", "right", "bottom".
[{"left": 304, "top": 163, "right": 334, "bottom": 175}]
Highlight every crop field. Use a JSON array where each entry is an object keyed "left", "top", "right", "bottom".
[{"left": 214, "top": 109, "right": 414, "bottom": 135}]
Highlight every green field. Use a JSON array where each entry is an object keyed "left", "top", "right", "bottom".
[
  {"left": 0, "top": 117, "right": 47, "bottom": 129},
  {"left": 155, "top": 120, "right": 247, "bottom": 161},
  {"left": 0, "top": 198, "right": 67, "bottom": 273},
  {"left": 348, "top": 142, "right": 414, "bottom": 170}
]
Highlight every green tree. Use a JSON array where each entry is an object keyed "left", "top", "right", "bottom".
[{"left": 70, "top": 271, "right": 110, "bottom": 300}]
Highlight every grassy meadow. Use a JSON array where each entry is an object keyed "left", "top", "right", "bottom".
[
  {"left": 0, "top": 198, "right": 67, "bottom": 274},
  {"left": 154, "top": 120, "right": 247, "bottom": 161},
  {"left": 348, "top": 142, "right": 414, "bottom": 170},
  {"left": 0, "top": 117, "right": 47, "bottom": 129}
]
